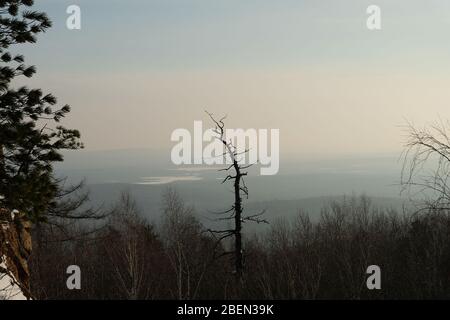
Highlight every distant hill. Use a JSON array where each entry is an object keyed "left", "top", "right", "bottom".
[
  {"left": 82, "top": 180, "right": 408, "bottom": 232},
  {"left": 58, "top": 149, "right": 409, "bottom": 229}
]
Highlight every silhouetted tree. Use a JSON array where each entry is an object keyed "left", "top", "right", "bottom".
[
  {"left": 0, "top": 0, "right": 82, "bottom": 222},
  {"left": 205, "top": 112, "right": 267, "bottom": 283},
  {"left": 402, "top": 120, "right": 450, "bottom": 213}
]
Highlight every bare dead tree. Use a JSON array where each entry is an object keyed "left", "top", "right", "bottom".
[
  {"left": 205, "top": 112, "right": 267, "bottom": 282},
  {"left": 401, "top": 120, "right": 450, "bottom": 214}
]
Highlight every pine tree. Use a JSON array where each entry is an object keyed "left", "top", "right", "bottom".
[{"left": 0, "top": 0, "right": 82, "bottom": 222}]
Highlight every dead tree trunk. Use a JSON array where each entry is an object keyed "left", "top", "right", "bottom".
[
  {"left": 206, "top": 112, "right": 267, "bottom": 283},
  {"left": 233, "top": 158, "right": 244, "bottom": 279}
]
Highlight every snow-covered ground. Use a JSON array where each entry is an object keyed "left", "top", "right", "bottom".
[{"left": 0, "top": 255, "right": 27, "bottom": 300}]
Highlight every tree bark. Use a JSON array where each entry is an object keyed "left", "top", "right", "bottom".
[{"left": 234, "top": 161, "right": 243, "bottom": 281}]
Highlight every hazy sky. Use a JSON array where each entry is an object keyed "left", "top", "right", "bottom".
[{"left": 17, "top": 0, "right": 450, "bottom": 157}]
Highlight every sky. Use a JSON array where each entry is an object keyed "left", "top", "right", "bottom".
[{"left": 16, "top": 0, "right": 450, "bottom": 158}]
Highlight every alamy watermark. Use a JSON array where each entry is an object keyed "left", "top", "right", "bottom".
[
  {"left": 367, "top": 5, "right": 381, "bottom": 30},
  {"left": 66, "top": 5, "right": 81, "bottom": 30},
  {"left": 66, "top": 265, "right": 81, "bottom": 290},
  {"left": 171, "top": 121, "right": 280, "bottom": 175},
  {"left": 366, "top": 265, "right": 381, "bottom": 290}
]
